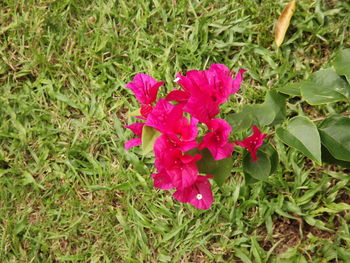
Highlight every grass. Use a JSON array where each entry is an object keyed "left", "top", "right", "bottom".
[{"left": 1, "top": 0, "right": 350, "bottom": 262}]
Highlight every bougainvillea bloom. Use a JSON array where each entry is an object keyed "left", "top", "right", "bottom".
[
  {"left": 167, "top": 151, "right": 202, "bottom": 190},
  {"left": 232, "top": 69, "right": 247, "bottom": 94},
  {"left": 152, "top": 171, "right": 174, "bottom": 190},
  {"left": 126, "top": 73, "right": 164, "bottom": 105},
  {"left": 146, "top": 99, "right": 199, "bottom": 151},
  {"left": 183, "top": 94, "right": 221, "bottom": 124},
  {"left": 124, "top": 123, "right": 145, "bottom": 150},
  {"left": 140, "top": 104, "right": 153, "bottom": 118},
  {"left": 173, "top": 175, "right": 214, "bottom": 210},
  {"left": 146, "top": 99, "right": 183, "bottom": 134},
  {"left": 164, "top": 117, "right": 199, "bottom": 152},
  {"left": 175, "top": 64, "right": 236, "bottom": 104},
  {"left": 124, "top": 64, "right": 247, "bottom": 210},
  {"left": 167, "top": 64, "right": 246, "bottom": 123},
  {"left": 208, "top": 64, "right": 245, "bottom": 98},
  {"left": 199, "top": 119, "right": 234, "bottom": 160},
  {"left": 165, "top": 89, "right": 190, "bottom": 105},
  {"left": 236, "top": 125, "right": 267, "bottom": 162},
  {"left": 153, "top": 135, "right": 202, "bottom": 190}
]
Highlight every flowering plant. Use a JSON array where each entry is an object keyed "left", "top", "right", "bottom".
[
  {"left": 124, "top": 64, "right": 267, "bottom": 210},
  {"left": 124, "top": 49, "right": 350, "bottom": 210}
]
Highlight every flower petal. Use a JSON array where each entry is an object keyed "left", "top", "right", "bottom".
[
  {"left": 125, "top": 138, "right": 142, "bottom": 150},
  {"left": 235, "top": 125, "right": 266, "bottom": 162},
  {"left": 187, "top": 175, "right": 214, "bottom": 210},
  {"left": 165, "top": 90, "right": 190, "bottom": 104},
  {"left": 152, "top": 172, "right": 174, "bottom": 190},
  {"left": 140, "top": 104, "right": 153, "bottom": 118},
  {"left": 125, "top": 123, "right": 145, "bottom": 137},
  {"left": 168, "top": 161, "right": 198, "bottom": 190},
  {"left": 231, "top": 69, "right": 246, "bottom": 94},
  {"left": 173, "top": 175, "right": 214, "bottom": 210},
  {"left": 184, "top": 95, "right": 220, "bottom": 124},
  {"left": 126, "top": 73, "right": 164, "bottom": 104},
  {"left": 146, "top": 99, "right": 183, "bottom": 133},
  {"left": 199, "top": 119, "right": 234, "bottom": 160}
]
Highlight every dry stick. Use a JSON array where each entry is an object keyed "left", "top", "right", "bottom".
[{"left": 311, "top": 112, "right": 350, "bottom": 122}]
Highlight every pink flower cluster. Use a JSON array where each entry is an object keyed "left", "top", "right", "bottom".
[{"left": 124, "top": 64, "right": 266, "bottom": 209}]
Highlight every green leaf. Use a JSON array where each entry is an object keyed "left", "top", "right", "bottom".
[
  {"left": 300, "top": 68, "right": 350, "bottom": 105},
  {"left": 312, "top": 202, "right": 350, "bottom": 215},
  {"left": 243, "top": 150, "right": 271, "bottom": 181},
  {"left": 228, "top": 91, "right": 286, "bottom": 131},
  {"left": 263, "top": 90, "right": 287, "bottom": 125},
  {"left": 276, "top": 116, "right": 322, "bottom": 164},
  {"left": 276, "top": 82, "right": 301, "bottom": 97},
  {"left": 244, "top": 173, "right": 260, "bottom": 184},
  {"left": 318, "top": 115, "right": 350, "bottom": 162},
  {"left": 333, "top": 48, "right": 350, "bottom": 83},
  {"left": 234, "top": 248, "right": 253, "bottom": 263},
  {"left": 121, "top": 150, "right": 148, "bottom": 174},
  {"left": 141, "top": 125, "right": 161, "bottom": 155},
  {"left": 227, "top": 106, "right": 254, "bottom": 133},
  {"left": 249, "top": 91, "right": 287, "bottom": 126},
  {"left": 250, "top": 104, "right": 276, "bottom": 127},
  {"left": 321, "top": 145, "right": 350, "bottom": 168},
  {"left": 241, "top": 143, "right": 278, "bottom": 184},
  {"left": 260, "top": 143, "right": 279, "bottom": 175},
  {"left": 196, "top": 149, "right": 233, "bottom": 187},
  {"left": 296, "top": 177, "right": 328, "bottom": 206}
]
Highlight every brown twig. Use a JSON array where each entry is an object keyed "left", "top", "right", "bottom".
[{"left": 311, "top": 112, "right": 350, "bottom": 122}]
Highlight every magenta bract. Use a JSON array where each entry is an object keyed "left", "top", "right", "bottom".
[
  {"left": 173, "top": 175, "right": 214, "bottom": 210},
  {"left": 168, "top": 65, "right": 246, "bottom": 124},
  {"left": 199, "top": 119, "right": 234, "bottom": 160},
  {"left": 125, "top": 64, "right": 248, "bottom": 210},
  {"left": 236, "top": 125, "right": 267, "bottom": 162},
  {"left": 124, "top": 123, "right": 145, "bottom": 150},
  {"left": 126, "top": 73, "right": 164, "bottom": 105}
]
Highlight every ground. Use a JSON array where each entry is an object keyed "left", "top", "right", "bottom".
[{"left": 0, "top": 0, "right": 350, "bottom": 262}]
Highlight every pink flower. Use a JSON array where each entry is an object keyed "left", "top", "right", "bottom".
[
  {"left": 232, "top": 69, "right": 246, "bottom": 94},
  {"left": 146, "top": 99, "right": 198, "bottom": 151},
  {"left": 173, "top": 175, "right": 214, "bottom": 210},
  {"left": 140, "top": 104, "right": 153, "bottom": 118},
  {"left": 146, "top": 99, "right": 183, "bottom": 134},
  {"left": 209, "top": 65, "right": 246, "bottom": 96},
  {"left": 151, "top": 136, "right": 176, "bottom": 190},
  {"left": 235, "top": 125, "right": 267, "bottom": 162},
  {"left": 174, "top": 69, "right": 222, "bottom": 123},
  {"left": 167, "top": 151, "right": 202, "bottom": 190},
  {"left": 153, "top": 135, "right": 201, "bottom": 190},
  {"left": 164, "top": 117, "right": 199, "bottom": 152},
  {"left": 183, "top": 95, "right": 221, "bottom": 124},
  {"left": 206, "top": 64, "right": 246, "bottom": 98},
  {"left": 176, "top": 116, "right": 199, "bottom": 143},
  {"left": 126, "top": 73, "right": 164, "bottom": 105},
  {"left": 125, "top": 66, "right": 247, "bottom": 210},
  {"left": 199, "top": 119, "right": 234, "bottom": 160},
  {"left": 165, "top": 89, "right": 190, "bottom": 105},
  {"left": 152, "top": 171, "right": 174, "bottom": 190},
  {"left": 168, "top": 64, "right": 246, "bottom": 123},
  {"left": 124, "top": 123, "right": 145, "bottom": 150}
]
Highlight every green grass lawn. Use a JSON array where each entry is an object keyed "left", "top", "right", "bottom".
[{"left": 1, "top": 0, "right": 350, "bottom": 262}]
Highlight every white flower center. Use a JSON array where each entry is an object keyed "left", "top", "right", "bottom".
[
  {"left": 173, "top": 77, "right": 180, "bottom": 82},
  {"left": 196, "top": 194, "right": 203, "bottom": 200}
]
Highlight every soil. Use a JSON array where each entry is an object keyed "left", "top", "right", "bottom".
[{"left": 259, "top": 215, "right": 336, "bottom": 254}]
